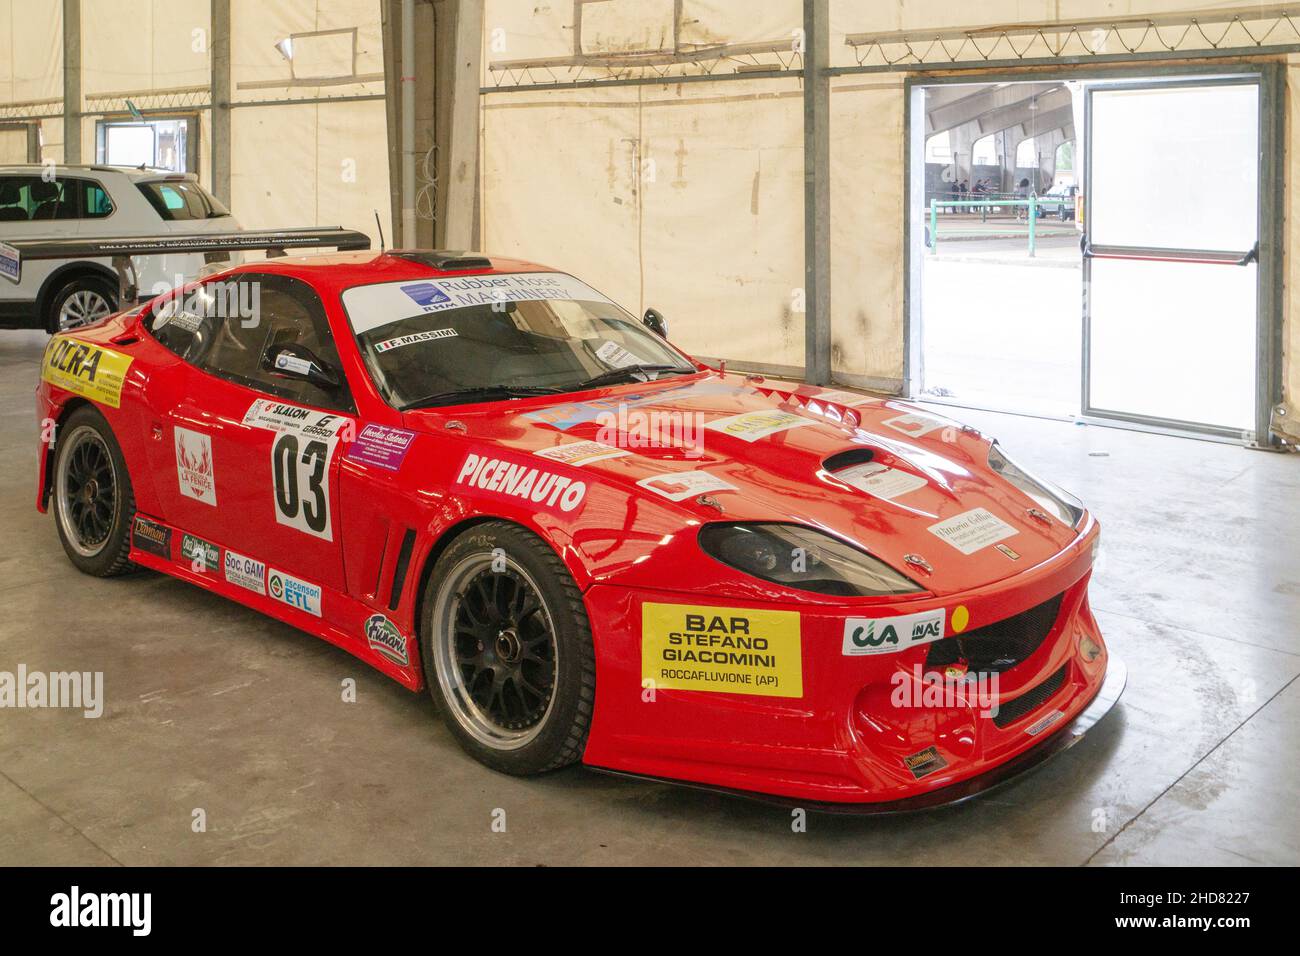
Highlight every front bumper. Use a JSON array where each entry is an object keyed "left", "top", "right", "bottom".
[{"left": 580, "top": 523, "right": 1121, "bottom": 807}]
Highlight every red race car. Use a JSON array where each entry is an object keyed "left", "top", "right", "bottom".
[{"left": 34, "top": 250, "right": 1124, "bottom": 811}]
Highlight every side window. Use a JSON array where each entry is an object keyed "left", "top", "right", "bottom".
[
  {"left": 23, "top": 176, "right": 74, "bottom": 220},
  {"left": 198, "top": 274, "right": 353, "bottom": 413},
  {"left": 0, "top": 176, "right": 27, "bottom": 221},
  {"left": 77, "top": 180, "right": 115, "bottom": 218}
]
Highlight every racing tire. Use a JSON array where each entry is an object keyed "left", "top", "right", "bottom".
[
  {"left": 51, "top": 405, "right": 137, "bottom": 577},
  {"left": 421, "top": 521, "right": 596, "bottom": 775},
  {"left": 46, "top": 276, "right": 117, "bottom": 334}
]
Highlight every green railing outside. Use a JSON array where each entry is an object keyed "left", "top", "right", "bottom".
[{"left": 928, "top": 197, "right": 1074, "bottom": 257}]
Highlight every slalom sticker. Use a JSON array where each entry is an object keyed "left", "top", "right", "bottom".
[
  {"left": 928, "top": 508, "right": 1018, "bottom": 555},
  {"left": 243, "top": 400, "right": 352, "bottom": 541},
  {"left": 642, "top": 603, "right": 803, "bottom": 698}
]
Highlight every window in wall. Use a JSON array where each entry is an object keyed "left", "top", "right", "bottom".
[
  {"left": 972, "top": 134, "right": 998, "bottom": 166},
  {"left": 925, "top": 131, "right": 953, "bottom": 163}
]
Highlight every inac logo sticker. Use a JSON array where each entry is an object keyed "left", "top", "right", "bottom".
[
  {"left": 842, "top": 609, "right": 946, "bottom": 656},
  {"left": 455, "top": 453, "right": 587, "bottom": 513}
]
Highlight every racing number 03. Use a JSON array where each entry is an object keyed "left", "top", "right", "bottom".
[{"left": 272, "top": 432, "right": 332, "bottom": 540}]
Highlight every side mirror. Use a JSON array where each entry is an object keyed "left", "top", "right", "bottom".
[
  {"left": 643, "top": 307, "right": 667, "bottom": 338},
  {"left": 262, "top": 342, "right": 342, "bottom": 391}
]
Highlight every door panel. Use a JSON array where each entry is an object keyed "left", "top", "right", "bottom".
[{"left": 1084, "top": 81, "right": 1262, "bottom": 437}]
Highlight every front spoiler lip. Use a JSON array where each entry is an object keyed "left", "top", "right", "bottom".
[{"left": 588, "top": 656, "right": 1127, "bottom": 816}]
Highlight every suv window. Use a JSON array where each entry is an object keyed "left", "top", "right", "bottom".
[
  {"left": 148, "top": 273, "right": 353, "bottom": 413},
  {"left": 137, "top": 180, "right": 229, "bottom": 221},
  {"left": 0, "top": 175, "right": 114, "bottom": 221}
]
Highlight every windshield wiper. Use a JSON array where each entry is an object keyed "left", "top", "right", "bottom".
[
  {"left": 572, "top": 364, "right": 693, "bottom": 391},
  {"left": 401, "top": 384, "right": 563, "bottom": 410}
]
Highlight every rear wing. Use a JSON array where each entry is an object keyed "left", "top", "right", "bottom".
[{"left": 0, "top": 226, "right": 371, "bottom": 303}]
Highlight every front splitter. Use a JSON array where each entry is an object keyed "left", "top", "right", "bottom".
[{"left": 589, "top": 656, "right": 1127, "bottom": 815}]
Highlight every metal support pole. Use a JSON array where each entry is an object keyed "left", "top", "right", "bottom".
[
  {"left": 929, "top": 200, "right": 937, "bottom": 254},
  {"left": 401, "top": 0, "right": 417, "bottom": 247},
  {"left": 802, "top": 0, "right": 831, "bottom": 386},
  {"left": 1027, "top": 194, "right": 1037, "bottom": 256},
  {"left": 211, "top": 0, "right": 231, "bottom": 204},
  {"left": 62, "top": 0, "right": 81, "bottom": 164}
]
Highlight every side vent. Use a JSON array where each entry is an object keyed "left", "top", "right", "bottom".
[
  {"left": 388, "top": 528, "right": 417, "bottom": 611},
  {"left": 389, "top": 250, "right": 493, "bottom": 271},
  {"left": 822, "top": 448, "right": 875, "bottom": 472}
]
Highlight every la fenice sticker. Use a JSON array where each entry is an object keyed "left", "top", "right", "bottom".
[{"left": 346, "top": 423, "right": 417, "bottom": 472}]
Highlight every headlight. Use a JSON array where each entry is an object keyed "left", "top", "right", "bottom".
[
  {"left": 987, "top": 443, "right": 1084, "bottom": 527},
  {"left": 698, "top": 523, "right": 923, "bottom": 597}
]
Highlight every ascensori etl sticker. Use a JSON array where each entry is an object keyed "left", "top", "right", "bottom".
[
  {"left": 842, "top": 608, "right": 946, "bottom": 656},
  {"left": 642, "top": 603, "right": 803, "bottom": 698},
  {"left": 267, "top": 569, "right": 322, "bottom": 617}
]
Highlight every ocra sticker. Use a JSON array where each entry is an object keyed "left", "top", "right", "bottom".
[
  {"left": 41, "top": 337, "right": 133, "bottom": 409},
  {"left": 642, "top": 603, "right": 802, "bottom": 698}
]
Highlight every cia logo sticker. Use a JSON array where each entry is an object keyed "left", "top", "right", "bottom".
[{"left": 843, "top": 609, "right": 946, "bottom": 656}]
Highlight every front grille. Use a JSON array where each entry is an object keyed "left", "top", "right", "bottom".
[
  {"left": 992, "top": 664, "right": 1068, "bottom": 728},
  {"left": 925, "top": 593, "right": 1064, "bottom": 674}
]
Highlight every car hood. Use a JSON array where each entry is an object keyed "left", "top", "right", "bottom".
[{"left": 407, "top": 372, "right": 1081, "bottom": 597}]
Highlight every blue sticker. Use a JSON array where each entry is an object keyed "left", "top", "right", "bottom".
[{"left": 400, "top": 282, "right": 453, "bottom": 308}]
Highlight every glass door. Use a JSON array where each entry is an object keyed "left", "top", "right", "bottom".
[{"left": 1083, "top": 80, "right": 1261, "bottom": 438}]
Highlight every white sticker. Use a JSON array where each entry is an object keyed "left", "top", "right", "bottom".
[
  {"left": 637, "top": 471, "right": 737, "bottom": 502},
  {"left": 813, "top": 389, "right": 879, "bottom": 407},
  {"left": 835, "top": 462, "right": 927, "bottom": 501},
  {"left": 243, "top": 400, "right": 351, "bottom": 541},
  {"left": 1025, "top": 710, "right": 1065, "bottom": 736},
  {"left": 594, "top": 340, "right": 642, "bottom": 368},
  {"left": 374, "top": 328, "right": 458, "bottom": 353},
  {"left": 928, "top": 507, "right": 1019, "bottom": 555},
  {"left": 342, "top": 272, "right": 614, "bottom": 335},
  {"left": 174, "top": 426, "right": 217, "bottom": 506},
  {"left": 534, "top": 440, "right": 630, "bottom": 467},
  {"left": 455, "top": 452, "right": 587, "bottom": 512},
  {"left": 223, "top": 549, "right": 266, "bottom": 595},
  {"left": 882, "top": 412, "right": 947, "bottom": 439},
  {"left": 842, "top": 609, "right": 947, "bottom": 656},
  {"left": 0, "top": 241, "right": 19, "bottom": 283},
  {"left": 267, "top": 568, "right": 322, "bottom": 617},
  {"left": 705, "top": 410, "right": 812, "bottom": 443},
  {"left": 274, "top": 353, "right": 314, "bottom": 376}
]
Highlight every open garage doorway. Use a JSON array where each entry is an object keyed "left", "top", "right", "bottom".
[{"left": 906, "top": 70, "right": 1280, "bottom": 443}]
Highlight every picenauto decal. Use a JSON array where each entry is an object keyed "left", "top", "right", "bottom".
[
  {"left": 365, "top": 613, "right": 409, "bottom": 667},
  {"left": 41, "top": 337, "right": 134, "bottom": 409},
  {"left": 455, "top": 453, "right": 587, "bottom": 513},
  {"left": 642, "top": 603, "right": 802, "bottom": 698},
  {"left": 842, "top": 608, "right": 947, "bottom": 656}
]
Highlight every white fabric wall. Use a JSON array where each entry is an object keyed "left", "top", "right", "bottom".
[{"left": 0, "top": 0, "right": 61, "bottom": 105}]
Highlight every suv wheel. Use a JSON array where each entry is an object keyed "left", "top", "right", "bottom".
[{"left": 47, "top": 276, "right": 117, "bottom": 333}]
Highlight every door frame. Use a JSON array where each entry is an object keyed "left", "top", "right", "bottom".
[{"left": 903, "top": 61, "right": 1284, "bottom": 446}]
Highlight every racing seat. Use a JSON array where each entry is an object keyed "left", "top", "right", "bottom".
[{"left": 0, "top": 181, "right": 27, "bottom": 220}]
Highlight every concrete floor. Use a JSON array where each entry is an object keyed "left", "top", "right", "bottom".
[{"left": 1, "top": 328, "right": 1298, "bottom": 866}]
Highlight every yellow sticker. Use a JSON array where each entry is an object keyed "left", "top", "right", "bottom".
[
  {"left": 642, "top": 602, "right": 803, "bottom": 698},
  {"left": 952, "top": 605, "right": 970, "bottom": 633},
  {"left": 41, "top": 336, "right": 133, "bottom": 409}
]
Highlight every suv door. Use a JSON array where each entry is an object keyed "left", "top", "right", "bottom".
[{"left": 141, "top": 272, "right": 356, "bottom": 608}]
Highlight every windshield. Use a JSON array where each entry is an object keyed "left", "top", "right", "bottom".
[{"left": 341, "top": 272, "right": 696, "bottom": 408}]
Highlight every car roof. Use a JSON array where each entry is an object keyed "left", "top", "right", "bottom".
[
  {"left": 225, "top": 250, "right": 558, "bottom": 293},
  {"left": 0, "top": 163, "right": 198, "bottom": 183}
]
